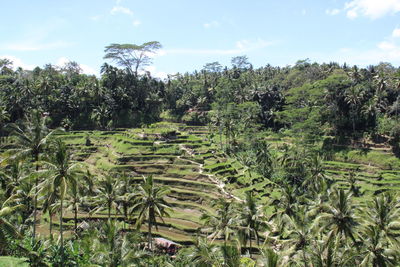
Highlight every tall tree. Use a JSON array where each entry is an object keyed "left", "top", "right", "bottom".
[
  {"left": 132, "top": 175, "right": 171, "bottom": 251},
  {"left": 6, "top": 110, "right": 59, "bottom": 241},
  {"left": 42, "top": 139, "right": 83, "bottom": 264},
  {"left": 91, "top": 175, "right": 120, "bottom": 221},
  {"left": 104, "top": 41, "right": 162, "bottom": 75}
]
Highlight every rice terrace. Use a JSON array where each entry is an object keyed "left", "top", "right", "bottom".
[{"left": 2, "top": 0, "right": 400, "bottom": 266}]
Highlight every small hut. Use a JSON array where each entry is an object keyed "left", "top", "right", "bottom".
[{"left": 154, "top": 237, "right": 181, "bottom": 255}]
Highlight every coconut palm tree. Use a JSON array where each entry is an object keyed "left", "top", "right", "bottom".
[
  {"left": 0, "top": 105, "right": 9, "bottom": 130},
  {"left": 307, "top": 237, "right": 355, "bottom": 267},
  {"left": 0, "top": 161, "right": 29, "bottom": 198},
  {"left": 278, "top": 209, "right": 314, "bottom": 266},
  {"left": 364, "top": 193, "right": 400, "bottom": 247},
  {"left": 184, "top": 237, "right": 222, "bottom": 267},
  {"left": 132, "top": 175, "right": 171, "bottom": 251},
  {"left": 359, "top": 224, "right": 399, "bottom": 267},
  {"left": 344, "top": 85, "right": 364, "bottom": 138},
  {"left": 302, "top": 154, "right": 329, "bottom": 194},
  {"left": 91, "top": 220, "right": 149, "bottom": 267},
  {"left": 3, "top": 173, "right": 35, "bottom": 228},
  {"left": 0, "top": 204, "right": 23, "bottom": 254},
  {"left": 116, "top": 173, "right": 136, "bottom": 227},
  {"left": 91, "top": 175, "right": 120, "bottom": 221},
  {"left": 313, "top": 189, "right": 359, "bottom": 245},
  {"left": 42, "top": 139, "right": 83, "bottom": 264},
  {"left": 237, "top": 191, "right": 264, "bottom": 257},
  {"left": 6, "top": 110, "right": 60, "bottom": 240},
  {"left": 258, "top": 247, "right": 279, "bottom": 267},
  {"left": 65, "top": 170, "right": 92, "bottom": 233},
  {"left": 201, "top": 198, "right": 237, "bottom": 246}
]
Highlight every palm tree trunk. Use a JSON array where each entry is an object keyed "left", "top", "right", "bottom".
[
  {"left": 223, "top": 236, "right": 227, "bottom": 267},
  {"left": 60, "top": 197, "right": 64, "bottom": 267},
  {"left": 302, "top": 249, "right": 308, "bottom": 267},
  {"left": 249, "top": 231, "right": 252, "bottom": 258},
  {"left": 33, "top": 153, "right": 39, "bottom": 241},
  {"left": 49, "top": 211, "right": 53, "bottom": 240},
  {"left": 148, "top": 220, "right": 152, "bottom": 251},
  {"left": 74, "top": 198, "right": 78, "bottom": 233},
  {"left": 219, "top": 126, "right": 223, "bottom": 150},
  {"left": 108, "top": 202, "right": 111, "bottom": 221}
]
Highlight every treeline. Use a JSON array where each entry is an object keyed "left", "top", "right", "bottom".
[
  {"left": 1, "top": 57, "right": 400, "bottom": 145},
  {"left": 0, "top": 59, "right": 164, "bottom": 130}
]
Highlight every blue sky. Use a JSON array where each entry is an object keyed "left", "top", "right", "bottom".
[{"left": 1, "top": 0, "right": 400, "bottom": 77}]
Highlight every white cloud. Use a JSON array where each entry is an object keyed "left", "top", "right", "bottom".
[
  {"left": 90, "top": 15, "right": 102, "bottom": 21},
  {"left": 378, "top": 41, "right": 397, "bottom": 50},
  {"left": 110, "top": 5, "right": 133, "bottom": 16},
  {"left": 203, "top": 21, "right": 220, "bottom": 28},
  {"left": 344, "top": 0, "right": 400, "bottom": 19},
  {"left": 0, "top": 55, "right": 35, "bottom": 70},
  {"left": 326, "top": 8, "right": 340, "bottom": 15},
  {"left": 143, "top": 66, "right": 169, "bottom": 80},
  {"left": 2, "top": 41, "right": 72, "bottom": 52},
  {"left": 310, "top": 30, "right": 400, "bottom": 66},
  {"left": 56, "top": 57, "right": 97, "bottom": 75},
  {"left": 160, "top": 39, "right": 274, "bottom": 56},
  {"left": 392, "top": 28, "right": 400, "bottom": 38},
  {"left": 301, "top": 9, "right": 307, "bottom": 16},
  {"left": 133, "top": 20, "right": 141, "bottom": 27}
]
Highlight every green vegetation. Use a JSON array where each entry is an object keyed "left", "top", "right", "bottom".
[{"left": 1, "top": 46, "right": 400, "bottom": 266}]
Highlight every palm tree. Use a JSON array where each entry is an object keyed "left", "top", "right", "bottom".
[
  {"left": 269, "top": 184, "right": 299, "bottom": 219},
  {"left": 258, "top": 247, "right": 279, "bottom": 267},
  {"left": 302, "top": 154, "right": 329, "bottom": 194},
  {"left": 132, "top": 175, "right": 171, "bottom": 251},
  {"left": 313, "top": 189, "right": 359, "bottom": 245},
  {"left": 201, "top": 198, "right": 237, "bottom": 246},
  {"left": 0, "top": 204, "right": 23, "bottom": 254},
  {"left": 116, "top": 173, "right": 136, "bottom": 227},
  {"left": 91, "top": 175, "right": 120, "bottom": 221},
  {"left": 40, "top": 182, "right": 59, "bottom": 239},
  {"left": 0, "top": 105, "right": 9, "bottom": 130},
  {"left": 91, "top": 220, "right": 149, "bottom": 267},
  {"left": 237, "top": 191, "right": 264, "bottom": 257},
  {"left": 42, "top": 139, "right": 82, "bottom": 264},
  {"left": 364, "top": 193, "right": 400, "bottom": 247},
  {"left": 346, "top": 171, "right": 361, "bottom": 197},
  {"left": 278, "top": 210, "right": 314, "bottom": 266},
  {"left": 307, "top": 237, "right": 355, "bottom": 267},
  {"left": 3, "top": 172, "right": 35, "bottom": 228},
  {"left": 0, "top": 161, "right": 28, "bottom": 198},
  {"left": 184, "top": 237, "right": 222, "bottom": 267},
  {"left": 66, "top": 170, "right": 92, "bottom": 233},
  {"left": 236, "top": 151, "right": 255, "bottom": 184},
  {"left": 344, "top": 85, "right": 364, "bottom": 138},
  {"left": 220, "top": 245, "right": 241, "bottom": 267},
  {"left": 359, "top": 225, "right": 399, "bottom": 267},
  {"left": 6, "top": 110, "right": 60, "bottom": 240}
]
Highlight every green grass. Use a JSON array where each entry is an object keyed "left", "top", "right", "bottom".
[{"left": 0, "top": 257, "right": 29, "bottom": 267}]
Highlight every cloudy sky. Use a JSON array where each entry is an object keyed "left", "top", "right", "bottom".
[{"left": 1, "top": 0, "right": 400, "bottom": 77}]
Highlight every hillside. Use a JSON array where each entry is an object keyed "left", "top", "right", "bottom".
[{"left": 50, "top": 123, "right": 400, "bottom": 244}]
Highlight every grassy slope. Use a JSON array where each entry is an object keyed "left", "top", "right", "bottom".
[{"left": 56, "top": 124, "right": 400, "bottom": 244}]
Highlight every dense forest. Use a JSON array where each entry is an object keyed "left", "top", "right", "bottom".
[
  {"left": 1, "top": 55, "right": 400, "bottom": 144},
  {"left": 1, "top": 44, "right": 400, "bottom": 266}
]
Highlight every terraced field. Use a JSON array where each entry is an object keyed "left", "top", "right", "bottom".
[
  {"left": 59, "top": 124, "right": 247, "bottom": 244},
  {"left": 54, "top": 125, "right": 400, "bottom": 245},
  {"left": 264, "top": 135, "right": 400, "bottom": 201}
]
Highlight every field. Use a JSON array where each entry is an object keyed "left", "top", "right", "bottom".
[{"left": 35, "top": 123, "right": 400, "bottom": 245}]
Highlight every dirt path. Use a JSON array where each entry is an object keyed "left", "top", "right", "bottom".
[{"left": 178, "top": 144, "right": 242, "bottom": 202}]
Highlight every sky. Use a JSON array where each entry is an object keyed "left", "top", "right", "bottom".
[{"left": 1, "top": 0, "right": 400, "bottom": 78}]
